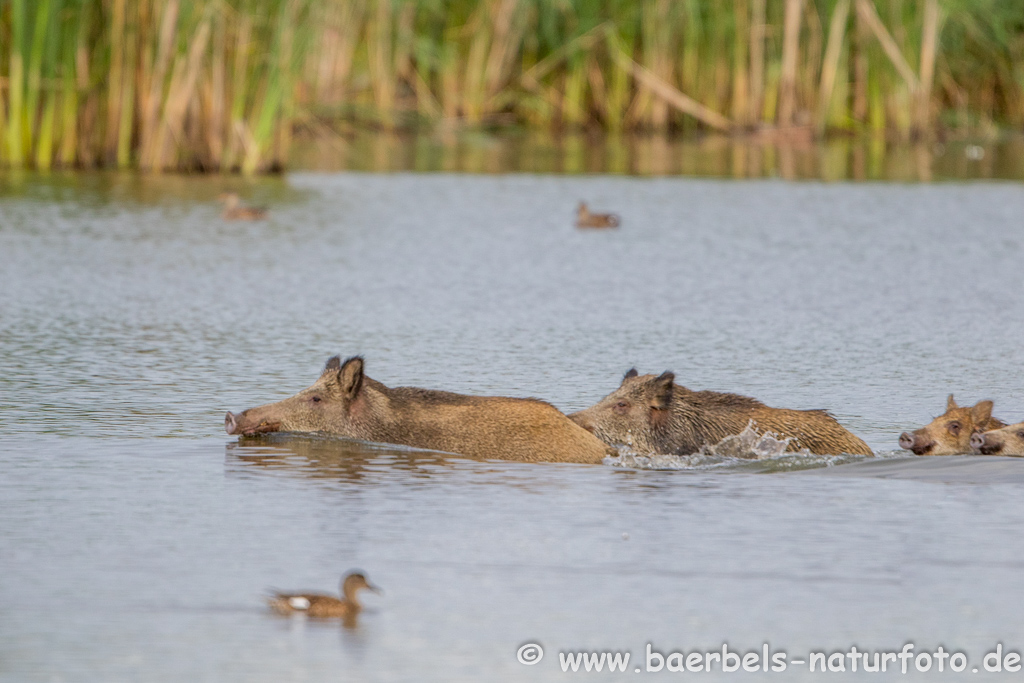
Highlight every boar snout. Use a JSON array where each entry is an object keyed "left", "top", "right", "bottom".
[
  {"left": 971, "top": 431, "right": 1003, "bottom": 455},
  {"left": 224, "top": 410, "right": 281, "bottom": 436},
  {"left": 899, "top": 431, "right": 934, "bottom": 455},
  {"left": 569, "top": 412, "right": 595, "bottom": 433}
]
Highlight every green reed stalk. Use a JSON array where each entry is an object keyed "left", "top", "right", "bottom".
[
  {"left": 34, "top": 0, "right": 64, "bottom": 170},
  {"left": 7, "top": 0, "right": 28, "bottom": 166}
]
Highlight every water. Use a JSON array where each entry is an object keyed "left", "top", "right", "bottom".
[
  {"left": 2, "top": 171, "right": 1024, "bottom": 681},
  {"left": 291, "top": 128, "right": 1024, "bottom": 182}
]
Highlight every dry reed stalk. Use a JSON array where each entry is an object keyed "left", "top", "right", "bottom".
[
  {"left": 154, "top": 14, "right": 211, "bottom": 170},
  {"left": 586, "top": 54, "right": 608, "bottom": 123},
  {"left": 224, "top": 13, "right": 251, "bottom": 171},
  {"left": 312, "top": 2, "right": 340, "bottom": 102},
  {"left": 777, "top": 0, "right": 803, "bottom": 127},
  {"left": 605, "top": 31, "right": 633, "bottom": 132},
  {"left": 462, "top": 3, "right": 491, "bottom": 123},
  {"left": 138, "top": 0, "right": 180, "bottom": 170},
  {"left": 482, "top": 0, "right": 519, "bottom": 98},
  {"left": 394, "top": 2, "right": 416, "bottom": 99},
  {"left": 207, "top": 1, "right": 225, "bottom": 163},
  {"left": 732, "top": 0, "right": 749, "bottom": 125},
  {"left": 563, "top": 57, "right": 588, "bottom": 127},
  {"left": 612, "top": 46, "right": 731, "bottom": 132},
  {"left": 645, "top": 0, "right": 673, "bottom": 129},
  {"left": 855, "top": 0, "right": 918, "bottom": 91},
  {"left": 104, "top": 0, "right": 127, "bottom": 160},
  {"left": 368, "top": 0, "right": 395, "bottom": 126},
  {"left": 749, "top": 0, "right": 765, "bottom": 123},
  {"left": 75, "top": 3, "right": 98, "bottom": 167},
  {"left": 803, "top": 0, "right": 823, "bottom": 109},
  {"left": 329, "top": 0, "right": 365, "bottom": 104},
  {"left": 57, "top": 5, "right": 80, "bottom": 167},
  {"left": 440, "top": 38, "right": 460, "bottom": 120},
  {"left": 853, "top": 0, "right": 868, "bottom": 123},
  {"left": 116, "top": 3, "right": 139, "bottom": 168},
  {"left": 521, "top": 23, "right": 611, "bottom": 89},
  {"left": 817, "top": 0, "right": 850, "bottom": 134},
  {"left": 915, "top": 0, "right": 941, "bottom": 135}
]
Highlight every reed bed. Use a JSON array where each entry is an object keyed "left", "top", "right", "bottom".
[{"left": 1, "top": 0, "right": 1022, "bottom": 173}]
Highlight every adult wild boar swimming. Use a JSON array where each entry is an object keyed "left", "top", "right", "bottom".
[
  {"left": 225, "top": 356, "right": 615, "bottom": 464},
  {"left": 569, "top": 369, "right": 873, "bottom": 456}
]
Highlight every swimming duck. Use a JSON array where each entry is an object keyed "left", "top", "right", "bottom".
[
  {"left": 218, "top": 192, "right": 268, "bottom": 220},
  {"left": 268, "top": 571, "right": 380, "bottom": 618},
  {"left": 576, "top": 202, "right": 619, "bottom": 229}
]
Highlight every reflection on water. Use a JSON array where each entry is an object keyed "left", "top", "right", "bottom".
[
  {"left": 226, "top": 434, "right": 460, "bottom": 485},
  {"left": 292, "top": 129, "right": 1024, "bottom": 181}
]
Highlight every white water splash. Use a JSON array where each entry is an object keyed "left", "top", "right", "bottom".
[
  {"left": 605, "top": 422, "right": 873, "bottom": 472},
  {"left": 698, "top": 421, "right": 797, "bottom": 459}
]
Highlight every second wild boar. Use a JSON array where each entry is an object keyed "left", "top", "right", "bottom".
[
  {"left": 970, "top": 422, "right": 1024, "bottom": 456},
  {"left": 898, "top": 394, "right": 1006, "bottom": 455},
  {"left": 568, "top": 369, "right": 873, "bottom": 456},
  {"left": 225, "top": 356, "right": 615, "bottom": 464}
]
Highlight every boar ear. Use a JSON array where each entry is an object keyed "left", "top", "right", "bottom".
[
  {"left": 323, "top": 356, "right": 342, "bottom": 374},
  {"left": 970, "top": 400, "right": 993, "bottom": 426},
  {"left": 649, "top": 371, "right": 675, "bottom": 410},
  {"left": 622, "top": 368, "right": 639, "bottom": 383},
  {"left": 946, "top": 394, "right": 958, "bottom": 412},
  {"left": 337, "top": 356, "right": 365, "bottom": 401}
]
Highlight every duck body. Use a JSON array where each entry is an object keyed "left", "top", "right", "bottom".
[
  {"left": 576, "top": 202, "right": 619, "bottom": 229},
  {"left": 268, "top": 571, "right": 379, "bottom": 619},
  {"left": 268, "top": 592, "right": 360, "bottom": 618},
  {"left": 219, "top": 193, "right": 268, "bottom": 221}
]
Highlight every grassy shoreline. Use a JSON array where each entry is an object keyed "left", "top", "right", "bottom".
[{"left": 1, "top": 0, "right": 1022, "bottom": 174}]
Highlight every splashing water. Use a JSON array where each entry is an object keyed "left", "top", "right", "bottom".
[
  {"left": 606, "top": 422, "right": 876, "bottom": 472},
  {"left": 699, "top": 421, "right": 795, "bottom": 459}
]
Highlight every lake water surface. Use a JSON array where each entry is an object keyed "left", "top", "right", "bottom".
[{"left": 1, "top": 172, "right": 1023, "bottom": 681}]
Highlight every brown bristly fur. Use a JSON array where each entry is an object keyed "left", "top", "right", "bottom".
[
  {"left": 570, "top": 369, "right": 872, "bottom": 456},
  {"left": 972, "top": 421, "right": 1024, "bottom": 457},
  {"left": 900, "top": 394, "right": 1006, "bottom": 456},
  {"left": 227, "top": 356, "right": 614, "bottom": 464}
]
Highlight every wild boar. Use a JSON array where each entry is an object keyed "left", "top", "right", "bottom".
[
  {"left": 970, "top": 422, "right": 1024, "bottom": 456},
  {"left": 568, "top": 369, "right": 873, "bottom": 456},
  {"left": 225, "top": 356, "right": 615, "bottom": 464},
  {"left": 898, "top": 394, "right": 1006, "bottom": 455}
]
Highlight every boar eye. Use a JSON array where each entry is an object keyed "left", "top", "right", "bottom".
[
  {"left": 311, "top": 396, "right": 322, "bottom": 403},
  {"left": 947, "top": 421, "right": 961, "bottom": 435},
  {"left": 1018, "top": 431, "right": 1024, "bottom": 439},
  {"left": 616, "top": 401, "right": 628, "bottom": 408}
]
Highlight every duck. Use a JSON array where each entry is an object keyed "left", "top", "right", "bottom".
[
  {"left": 576, "top": 202, "right": 619, "bottom": 229},
  {"left": 268, "top": 571, "right": 381, "bottom": 619},
  {"left": 218, "top": 192, "right": 268, "bottom": 220}
]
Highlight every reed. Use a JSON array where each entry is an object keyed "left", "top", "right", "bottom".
[{"left": 1, "top": 0, "right": 1022, "bottom": 173}]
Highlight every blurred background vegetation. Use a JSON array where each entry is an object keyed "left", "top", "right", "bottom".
[{"left": 1, "top": 0, "right": 1022, "bottom": 173}]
